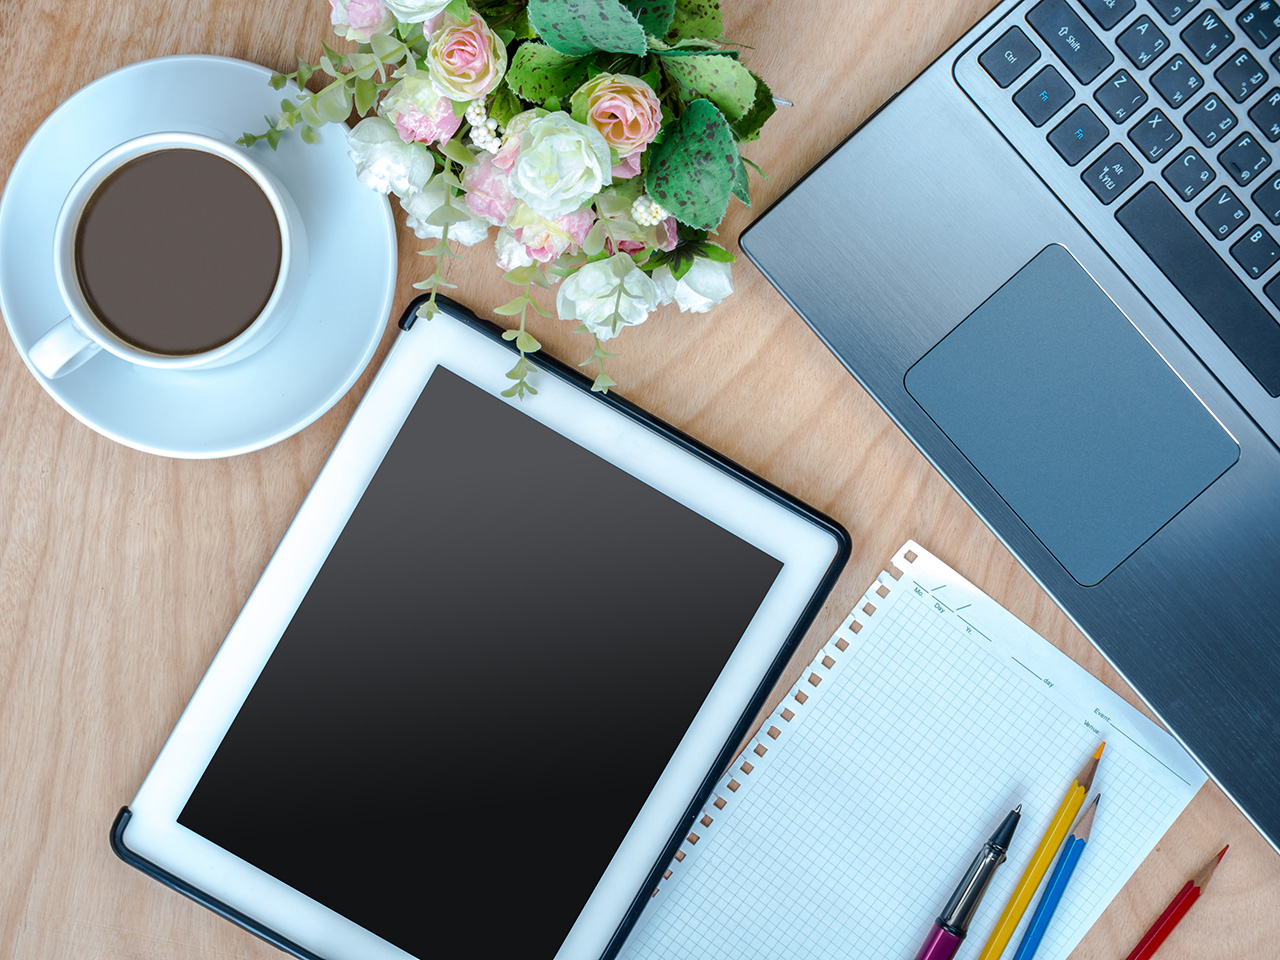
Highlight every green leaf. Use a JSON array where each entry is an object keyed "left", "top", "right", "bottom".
[
  {"left": 446, "top": 0, "right": 470, "bottom": 18},
  {"left": 489, "top": 83, "right": 524, "bottom": 126},
  {"left": 295, "top": 58, "right": 314, "bottom": 89},
  {"left": 354, "top": 76, "right": 378, "bottom": 114},
  {"left": 729, "top": 70, "right": 776, "bottom": 143},
  {"left": 348, "top": 51, "right": 380, "bottom": 80},
  {"left": 300, "top": 124, "right": 320, "bottom": 144},
  {"left": 504, "top": 265, "right": 541, "bottom": 285},
  {"left": 701, "top": 242, "right": 735, "bottom": 263},
  {"left": 505, "top": 42, "right": 589, "bottom": 104},
  {"left": 440, "top": 137, "right": 478, "bottom": 167},
  {"left": 582, "top": 220, "right": 608, "bottom": 256},
  {"left": 528, "top": 0, "right": 648, "bottom": 57},
  {"left": 269, "top": 72, "right": 287, "bottom": 90},
  {"left": 425, "top": 202, "right": 474, "bottom": 227},
  {"left": 660, "top": 53, "right": 757, "bottom": 120},
  {"left": 370, "top": 32, "right": 407, "bottom": 61},
  {"left": 665, "top": 0, "right": 721, "bottom": 41},
  {"left": 452, "top": 97, "right": 470, "bottom": 117},
  {"left": 620, "top": 0, "right": 675, "bottom": 36},
  {"left": 265, "top": 126, "right": 282, "bottom": 150},
  {"left": 645, "top": 98, "right": 737, "bottom": 230},
  {"left": 236, "top": 132, "right": 259, "bottom": 147},
  {"left": 494, "top": 297, "right": 529, "bottom": 316},
  {"left": 730, "top": 151, "right": 749, "bottom": 206},
  {"left": 591, "top": 373, "right": 617, "bottom": 392},
  {"left": 316, "top": 81, "right": 353, "bottom": 123},
  {"left": 501, "top": 328, "right": 522, "bottom": 340},
  {"left": 515, "top": 330, "right": 542, "bottom": 353}
]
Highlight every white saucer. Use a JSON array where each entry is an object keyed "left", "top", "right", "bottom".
[{"left": 0, "top": 55, "right": 397, "bottom": 458}]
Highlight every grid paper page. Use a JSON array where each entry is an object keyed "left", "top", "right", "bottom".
[{"left": 620, "top": 541, "right": 1204, "bottom": 960}]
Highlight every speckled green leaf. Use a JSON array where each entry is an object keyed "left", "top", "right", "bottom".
[
  {"left": 730, "top": 151, "right": 749, "bottom": 205},
  {"left": 661, "top": 52, "right": 757, "bottom": 119},
  {"left": 505, "top": 41, "right": 589, "bottom": 103},
  {"left": 621, "top": 0, "right": 675, "bottom": 36},
  {"left": 528, "top": 0, "right": 648, "bottom": 57},
  {"left": 665, "top": 0, "right": 721, "bottom": 41},
  {"left": 730, "top": 70, "right": 776, "bottom": 143},
  {"left": 645, "top": 98, "right": 737, "bottom": 230}
]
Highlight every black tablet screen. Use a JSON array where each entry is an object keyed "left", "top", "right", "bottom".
[{"left": 178, "top": 365, "right": 784, "bottom": 958}]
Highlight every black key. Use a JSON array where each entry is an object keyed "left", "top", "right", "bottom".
[
  {"left": 1027, "top": 0, "right": 1114, "bottom": 82},
  {"left": 1197, "top": 184, "right": 1250, "bottom": 236},
  {"left": 1251, "top": 170, "right": 1280, "bottom": 221},
  {"left": 1221, "top": 0, "right": 1246, "bottom": 7},
  {"left": 1231, "top": 223, "right": 1280, "bottom": 274},
  {"left": 1116, "top": 183, "right": 1280, "bottom": 396},
  {"left": 981, "top": 26, "right": 1041, "bottom": 87},
  {"left": 1014, "top": 66, "right": 1076, "bottom": 125},
  {"left": 1185, "top": 92, "right": 1239, "bottom": 144},
  {"left": 1182, "top": 9, "right": 1235, "bottom": 62},
  {"left": 1250, "top": 88, "right": 1280, "bottom": 140},
  {"left": 1236, "top": 0, "right": 1280, "bottom": 46},
  {"left": 1215, "top": 48, "right": 1268, "bottom": 101},
  {"left": 1082, "top": 144, "right": 1144, "bottom": 201},
  {"left": 1048, "top": 104, "right": 1109, "bottom": 163},
  {"left": 1096, "top": 69, "right": 1149, "bottom": 121},
  {"left": 1164, "top": 147, "right": 1218, "bottom": 198},
  {"left": 1152, "top": 54, "right": 1205, "bottom": 105},
  {"left": 1080, "top": 0, "right": 1136, "bottom": 29},
  {"left": 1219, "top": 131, "right": 1272, "bottom": 183},
  {"left": 1118, "top": 15, "right": 1171, "bottom": 69},
  {"left": 1130, "top": 107, "right": 1184, "bottom": 159},
  {"left": 1151, "top": 0, "right": 1200, "bottom": 22}
]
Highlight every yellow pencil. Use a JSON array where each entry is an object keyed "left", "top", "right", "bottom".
[{"left": 975, "top": 743, "right": 1105, "bottom": 960}]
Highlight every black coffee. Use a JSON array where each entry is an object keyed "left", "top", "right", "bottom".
[{"left": 74, "top": 148, "right": 283, "bottom": 355}]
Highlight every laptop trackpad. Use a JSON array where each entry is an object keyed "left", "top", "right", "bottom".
[{"left": 904, "top": 244, "right": 1239, "bottom": 586}]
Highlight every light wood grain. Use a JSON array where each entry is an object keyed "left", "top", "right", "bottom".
[{"left": 1, "top": 1, "right": 1276, "bottom": 958}]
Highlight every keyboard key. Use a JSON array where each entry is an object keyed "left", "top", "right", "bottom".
[
  {"left": 1082, "top": 144, "right": 1144, "bottom": 201},
  {"left": 1027, "top": 0, "right": 1114, "bottom": 83},
  {"left": 1219, "top": 131, "right": 1272, "bottom": 182},
  {"left": 1152, "top": 54, "right": 1205, "bottom": 104},
  {"left": 1096, "top": 70, "right": 1149, "bottom": 120},
  {"left": 1151, "top": 0, "right": 1199, "bottom": 22},
  {"left": 1014, "top": 66, "right": 1076, "bottom": 125},
  {"left": 1265, "top": 272, "right": 1280, "bottom": 306},
  {"left": 1182, "top": 9, "right": 1235, "bottom": 62},
  {"left": 1250, "top": 88, "right": 1280, "bottom": 139},
  {"left": 1130, "top": 107, "right": 1184, "bottom": 159},
  {"left": 1185, "top": 91, "right": 1239, "bottom": 143},
  {"left": 1118, "top": 15, "right": 1171, "bottom": 68},
  {"left": 1080, "top": 0, "right": 1136, "bottom": 29},
  {"left": 1235, "top": 0, "right": 1280, "bottom": 46},
  {"left": 1221, "top": 0, "right": 1246, "bottom": 7},
  {"left": 1048, "top": 104, "right": 1109, "bottom": 163},
  {"left": 1251, "top": 170, "right": 1280, "bottom": 221},
  {"left": 1215, "top": 48, "right": 1268, "bottom": 101},
  {"left": 980, "top": 26, "right": 1041, "bottom": 87},
  {"left": 1164, "top": 147, "right": 1218, "bottom": 198},
  {"left": 1197, "top": 184, "right": 1250, "bottom": 236},
  {"left": 1231, "top": 223, "right": 1280, "bottom": 274},
  {"left": 1116, "top": 183, "right": 1280, "bottom": 396}
]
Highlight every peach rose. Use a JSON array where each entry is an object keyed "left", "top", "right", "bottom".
[
  {"left": 576, "top": 74, "right": 662, "bottom": 159},
  {"left": 426, "top": 12, "right": 507, "bottom": 101}
]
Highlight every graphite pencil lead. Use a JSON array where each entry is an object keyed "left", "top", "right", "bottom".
[
  {"left": 1073, "top": 794, "right": 1100, "bottom": 841},
  {"left": 1194, "top": 844, "right": 1229, "bottom": 890}
]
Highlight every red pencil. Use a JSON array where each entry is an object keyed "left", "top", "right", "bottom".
[{"left": 1123, "top": 845, "right": 1229, "bottom": 960}]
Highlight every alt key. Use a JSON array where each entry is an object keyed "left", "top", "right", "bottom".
[{"left": 1082, "top": 144, "right": 1143, "bottom": 203}]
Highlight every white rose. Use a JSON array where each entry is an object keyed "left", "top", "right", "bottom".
[
  {"left": 556, "top": 254, "right": 660, "bottom": 341},
  {"left": 509, "top": 112, "right": 612, "bottom": 220},
  {"left": 494, "top": 228, "right": 535, "bottom": 272},
  {"left": 384, "top": 0, "right": 450, "bottom": 23},
  {"left": 346, "top": 117, "right": 434, "bottom": 195},
  {"left": 399, "top": 175, "right": 490, "bottom": 246},
  {"left": 330, "top": 0, "right": 395, "bottom": 42},
  {"left": 653, "top": 254, "right": 734, "bottom": 313}
]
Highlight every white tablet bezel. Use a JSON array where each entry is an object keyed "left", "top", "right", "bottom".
[{"left": 120, "top": 303, "right": 846, "bottom": 960}]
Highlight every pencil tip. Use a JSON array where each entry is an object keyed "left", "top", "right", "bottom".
[
  {"left": 1090, "top": 793, "right": 1101, "bottom": 807},
  {"left": 1094, "top": 742, "right": 1106, "bottom": 759},
  {"left": 1217, "top": 844, "right": 1229, "bottom": 862},
  {"left": 1014, "top": 804, "right": 1022, "bottom": 813}
]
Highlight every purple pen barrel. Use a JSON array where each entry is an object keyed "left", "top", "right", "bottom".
[{"left": 912, "top": 924, "right": 963, "bottom": 960}]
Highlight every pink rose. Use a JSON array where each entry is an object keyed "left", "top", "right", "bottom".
[
  {"left": 511, "top": 206, "right": 596, "bottom": 263},
  {"left": 463, "top": 155, "right": 517, "bottom": 225},
  {"left": 427, "top": 13, "right": 508, "bottom": 101},
  {"left": 392, "top": 95, "right": 462, "bottom": 146},
  {"left": 611, "top": 151, "right": 642, "bottom": 180},
  {"left": 576, "top": 74, "right": 662, "bottom": 158},
  {"left": 330, "top": 0, "right": 393, "bottom": 41},
  {"left": 656, "top": 216, "right": 678, "bottom": 252}
]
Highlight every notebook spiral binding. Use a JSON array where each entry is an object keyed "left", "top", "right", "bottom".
[{"left": 648, "top": 549, "right": 918, "bottom": 898}]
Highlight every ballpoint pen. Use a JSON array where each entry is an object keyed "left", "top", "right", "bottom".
[{"left": 911, "top": 805, "right": 1022, "bottom": 960}]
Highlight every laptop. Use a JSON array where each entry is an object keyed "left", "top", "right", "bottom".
[{"left": 741, "top": 0, "right": 1280, "bottom": 853}]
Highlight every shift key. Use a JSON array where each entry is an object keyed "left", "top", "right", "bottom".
[{"left": 1027, "top": 0, "right": 1114, "bottom": 84}]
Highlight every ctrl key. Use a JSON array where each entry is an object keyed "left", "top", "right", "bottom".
[
  {"left": 1082, "top": 144, "right": 1143, "bottom": 203},
  {"left": 980, "top": 26, "right": 1041, "bottom": 87}
]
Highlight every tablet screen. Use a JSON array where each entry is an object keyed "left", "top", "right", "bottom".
[{"left": 177, "top": 366, "right": 783, "bottom": 958}]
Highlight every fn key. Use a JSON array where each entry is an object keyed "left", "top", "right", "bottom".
[{"left": 1049, "top": 105, "right": 1108, "bottom": 164}]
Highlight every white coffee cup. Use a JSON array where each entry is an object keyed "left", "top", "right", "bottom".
[{"left": 30, "top": 131, "right": 307, "bottom": 379}]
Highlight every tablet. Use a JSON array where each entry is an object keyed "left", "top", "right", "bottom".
[{"left": 114, "top": 298, "right": 849, "bottom": 960}]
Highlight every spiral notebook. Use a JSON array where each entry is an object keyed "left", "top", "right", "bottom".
[{"left": 619, "top": 541, "right": 1205, "bottom": 960}]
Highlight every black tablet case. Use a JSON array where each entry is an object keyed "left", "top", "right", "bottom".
[{"left": 111, "top": 295, "right": 851, "bottom": 960}]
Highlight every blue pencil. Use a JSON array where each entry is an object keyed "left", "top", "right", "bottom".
[{"left": 1009, "top": 794, "right": 1100, "bottom": 960}]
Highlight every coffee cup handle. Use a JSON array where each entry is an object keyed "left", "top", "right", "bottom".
[{"left": 29, "top": 316, "right": 101, "bottom": 379}]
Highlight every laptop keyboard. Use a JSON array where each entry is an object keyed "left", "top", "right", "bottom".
[{"left": 957, "top": 0, "right": 1280, "bottom": 397}]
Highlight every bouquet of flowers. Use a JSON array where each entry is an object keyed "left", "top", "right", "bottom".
[{"left": 243, "top": 0, "right": 776, "bottom": 395}]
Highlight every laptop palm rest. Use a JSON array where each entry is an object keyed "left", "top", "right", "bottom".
[{"left": 905, "top": 244, "right": 1239, "bottom": 586}]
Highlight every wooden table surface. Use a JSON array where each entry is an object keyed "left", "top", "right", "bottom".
[{"left": 1, "top": 0, "right": 1277, "bottom": 957}]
